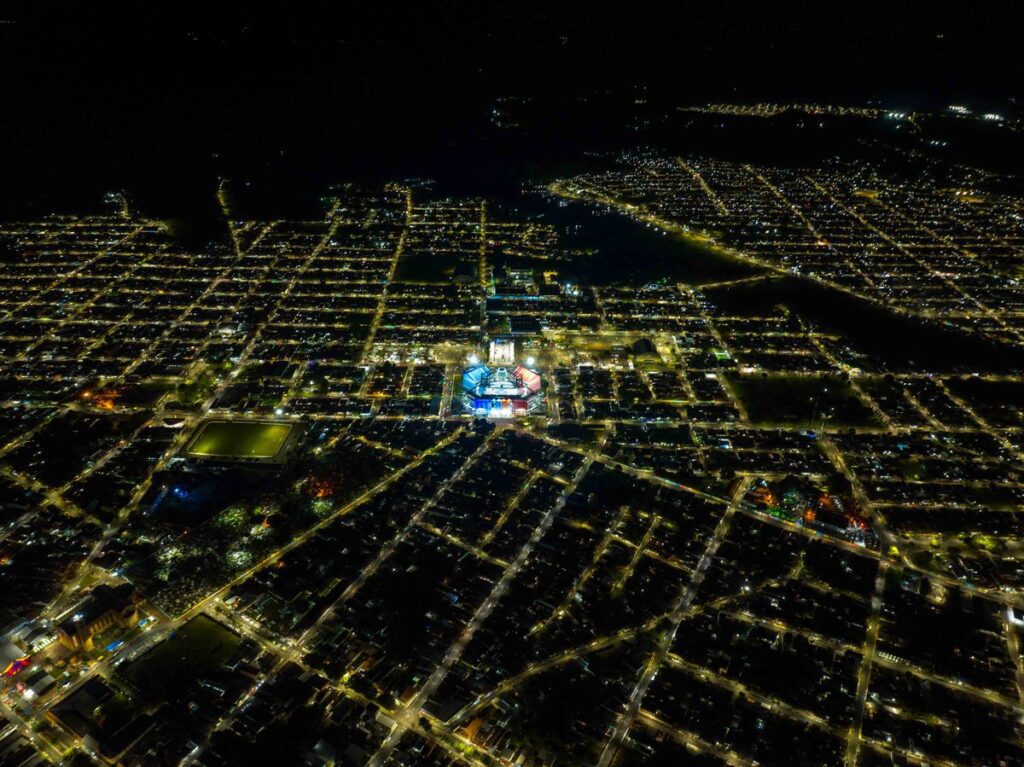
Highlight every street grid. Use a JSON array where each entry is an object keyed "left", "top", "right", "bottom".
[{"left": 1, "top": 173, "right": 1023, "bottom": 766}]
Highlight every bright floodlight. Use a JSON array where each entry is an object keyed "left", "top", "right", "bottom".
[
  {"left": 468, "top": 353, "right": 480, "bottom": 365},
  {"left": 525, "top": 356, "right": 536, "bottom": 367}
]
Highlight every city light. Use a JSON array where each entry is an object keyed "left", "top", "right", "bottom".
[{"left": 1, "top": 14, "right": 1021, "bottom": 766}]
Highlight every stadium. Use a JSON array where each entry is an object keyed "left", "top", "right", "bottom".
[{"left": 462, "top": 362, "right": 544, "bottom": 418}]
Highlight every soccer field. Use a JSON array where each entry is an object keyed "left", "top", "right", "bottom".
[{"left": 186, "top": 420, "right": 293, "bottom": 459}]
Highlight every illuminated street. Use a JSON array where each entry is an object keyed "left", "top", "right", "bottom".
[{"left": 2, "top": 6, "right": 1024, "bottom": 767}]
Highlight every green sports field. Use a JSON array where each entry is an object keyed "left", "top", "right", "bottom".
[{"left": 186, "top": 420, "right": 293, "bottom": 459}]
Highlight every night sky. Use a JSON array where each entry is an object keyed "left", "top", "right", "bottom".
[{"left": 1, "top": 2, "right": 1021, "bottom": 215}]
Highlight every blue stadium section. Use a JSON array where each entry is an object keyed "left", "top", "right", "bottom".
[{"left": 462, "top": 364, "right": 490, "bottom": 393}]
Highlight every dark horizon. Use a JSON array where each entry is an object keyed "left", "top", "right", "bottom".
[{"left": 2, "top": 3, "right": 1023, "bottom": 219}]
